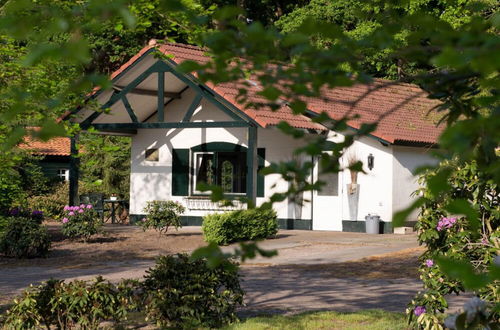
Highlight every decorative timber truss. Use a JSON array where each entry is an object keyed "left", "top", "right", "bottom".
[{"left": 68, "top": 53, "right": 260, "bottom": 207}]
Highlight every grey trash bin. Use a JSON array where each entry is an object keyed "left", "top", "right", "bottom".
[{"left": 365, "top": 214, "right": 380, "bottom": 234}]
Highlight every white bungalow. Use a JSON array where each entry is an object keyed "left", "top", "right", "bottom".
[{"left": 67, "top": 43, "right": 442, "bottom": 232}]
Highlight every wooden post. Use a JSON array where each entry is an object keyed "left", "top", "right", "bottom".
[
  {"left": 158, "top": 71, "right": 165, "bottom": 122},
  {"left": 69, "top": 134, "right": 80, "bottom": 206},
  {"left": 246, "top": 126, "right": 258, "bottom": 207}
]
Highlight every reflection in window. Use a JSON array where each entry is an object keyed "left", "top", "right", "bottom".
[
  {"left": 196, "top": 153, "right": 214, "bottom": 186},
  {"left": 194, "top": 152, "right": 246, "bottom": 194},
  {"left": 221, "top": 160, "right": 234, "bottom": 192}
]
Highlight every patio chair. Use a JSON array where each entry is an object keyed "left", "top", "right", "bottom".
[{"left": 79, "top": 193, "right": 106, "bottom": 222}]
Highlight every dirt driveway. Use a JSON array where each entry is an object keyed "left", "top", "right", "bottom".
[{"left": 1, "top": 225, "right": 466, "bottom": 315}]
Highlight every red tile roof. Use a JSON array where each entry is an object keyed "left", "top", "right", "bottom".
[
  {"left": 19, "top": 135, "right": 71, "bottom": 156},
  {"left": 304, "top": 82, "right": 443, "bottom": 144},
  {"left": 156, "top": 43, "right": 443, "bottom": 144},
  {"left": 74, "top": 42, "right": 445, "bottom": 144}
]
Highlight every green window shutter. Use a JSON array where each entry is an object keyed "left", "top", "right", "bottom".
[
  {"left": 172, "top": 149, "right": 189, "bottom": 196},
  {"left": 257, "top": 148, "right": 265, "bottom": 197}
]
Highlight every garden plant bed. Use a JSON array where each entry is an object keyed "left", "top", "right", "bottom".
[{"left": 0, "top": 222, "right": 206, "bottom": 269}]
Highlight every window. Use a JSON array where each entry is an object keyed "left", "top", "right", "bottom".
[
  {"left": 193, "top": 151, "right": 246, "bottom": 194},
  {"left": 56, "top": 169, "right": 69, "bottom": 181},
  {"left": 145, "top": 148, "right": 159, "bottom": 161}
]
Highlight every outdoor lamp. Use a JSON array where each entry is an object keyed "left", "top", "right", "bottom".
[{"left": 367, "top": 153, "right": 374, "bottom": 171}]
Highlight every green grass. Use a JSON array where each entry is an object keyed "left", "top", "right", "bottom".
[{"left": 225, "top": 310, "right": 409, "bottom": 330}]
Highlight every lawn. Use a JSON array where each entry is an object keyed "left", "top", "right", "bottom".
[
  {"left": 78, "top": 309, "right": 410, "bottom": 329},
  {"left": 226, "top": 310, "right": 409, "bottom": 330}
]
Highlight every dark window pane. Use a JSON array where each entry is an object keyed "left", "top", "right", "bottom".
[
  {"left": 216, "top": 152, "right": 246, "bottom": 194},
  {"left": 196, "top": 154, "right": 214, "bottom": 186}
]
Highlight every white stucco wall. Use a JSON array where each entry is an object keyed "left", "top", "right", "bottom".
[
  {"left": 392, "top": 146, "right": 438, "bottom": 221},
  {"left": 129, "top": 88, "right": 312, "bottom": 220},
  {"left": 128, "top": 85, "right": 435, "bottom": 227},
  {"left": 338, "top": 135, "right": 394, "bottom": 222}
]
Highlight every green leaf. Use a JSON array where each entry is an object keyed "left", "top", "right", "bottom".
[
  {"left": 393, "top": 197, "right": 425, "bottom": 227},
  {"left": 444, "top": 199, "right": 480, "bottom": 231},
  {"left": 436, "top": 256, "right": 490, "bottom": 290}
]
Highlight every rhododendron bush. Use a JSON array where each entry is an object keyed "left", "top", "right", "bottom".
[
  {"left": 61, "top": 204, "right": 102, "bottom": 241},
  {"left": 407, "top": 160, "right": 499, "bottom": 329}
]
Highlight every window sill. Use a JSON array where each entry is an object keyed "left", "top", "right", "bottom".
[{"left": 183, "top": 196, "right": 246, "bottom": 211}]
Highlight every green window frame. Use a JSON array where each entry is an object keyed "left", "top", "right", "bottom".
[{"left": 172, "top": 143, "right": 265, "bottom": 197}]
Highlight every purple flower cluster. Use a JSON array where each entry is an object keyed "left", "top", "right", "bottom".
[
  {"left": 31, "top": 210, "right": 43, "bottom": 217},
  {"left": 8, "top": 207, "right": 43, "bottom": 221},
  {"left": 62, "top": 204, "right": 93, "bottom": 223},
  {"left": 425, "top": 259, "right": 434, "bottom": 267},
  {"left": 436, "top": 217, "right": 457, "bottom": 231},
  {"left": 9, "top": 208, "right": 20, "bottom": 216},
  {"left": 414, "top": 306, "right": 426, "bottom": 316}
]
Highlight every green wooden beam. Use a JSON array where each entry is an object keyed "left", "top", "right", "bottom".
[
  {"left": 69, "top": 134, "right": 80, "bottom": 206},
  {"left": 182, "top": 94, "right": 203, "bottom": 122},
  {"left": 157, "top": 59, "right": 256, "bottom": 124},
  {"left": 91, "top": 121, "right": 250, "bottom": 130},
  {"left": 81, "top": 61, "right": 166, "bottom": 128},
  {"left": 158, "top": 71, "right": 165, "bottom": 122},
  {"left": 122, "top": 95, "right": 138, "bottom": 123},
  {"left": 246, "top": 125, "right": 258, "bottom": 207},
  {"left": 142, "top": 86, "right": 190, "bottom": 123},
  {"left": 65, "top": 48, "right": 157, "bottom": 120}
]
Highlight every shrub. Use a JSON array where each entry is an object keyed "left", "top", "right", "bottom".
[
  {"left": 27, "top": 182, "right": 103, "bottom": 220},
  {"left": 27, "top": 182, "right": 68, "bottom": 220},
  {"left": 7, "top": 207, "right": 44, "bottom": 224},
  {"left": 142, "top": 254, "right": 244, "bottom": 329},
  {"left": 3, "top": 277, "right": 135, "bottom": 329},
  {"left": 407, "top": 160, "right": 499, "bottom": 327},
  {"left": 202, "top": 208, "right": 278, "bottom": 245},
  {"left": 0, "top": 168, "right": 23, "bottom": 214},
  {"left": 0, "top": 217, "right": 51, "bottom": 258},
  {"left": 0, "top": 216, "right": 8, "bottom": 233},
  {"left": 61, "top": 204, "right": 102, "bottom": 241},
  {"left": 140, "top": 200, "right": 185, "bottom": 235}
]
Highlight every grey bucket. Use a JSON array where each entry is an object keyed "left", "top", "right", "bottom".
[{"left": 365, "top": 214, "right": 380, "bottom": 234}]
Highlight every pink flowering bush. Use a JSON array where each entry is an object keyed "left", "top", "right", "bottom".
[
  {"left": 436, "top": 216, "right": 457, "bottom": 231},
  {"left": 61, "top": 204, "right": 102, "bottom": 241},
  {"left": 407, "top": 161, "right": 499, "bottom": 328}
]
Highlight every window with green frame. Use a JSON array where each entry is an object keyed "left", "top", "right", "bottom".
[
  {"left": 171, "top": 143, "right": 265, "bottom": 197},
  {"left": 193, "top": 151, "right": 247, "bottom": 194}
]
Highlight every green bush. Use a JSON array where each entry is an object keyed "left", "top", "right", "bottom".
[
  {"left": 140, "top": 200, "right": 185, "bottom": 235},
  {"left": 142, "top": 253, "right": 244, "bottom": 329},
  {"left": 0, "top": 216, "right": 9, "bottom": 233},
  {"left": 26, "top": 182, "right": 100, "bottom": 220},
  {"left": 27, "top": 182, "right": 68, "bottom": 220},
  {"left": 202, "top": 208, "right": 278, "bottom": 245},
  {"left": 61, "top": 204, "right": 102, "bottom": 241},
  {"left": 0, "top": 168, "right": 23, "bottom": 214},
  {"left": 3, "top": 277, "right": 135, "bottom": 329},
  {"left": 0, "top": 217, "right": 50, "bottom": 258}
]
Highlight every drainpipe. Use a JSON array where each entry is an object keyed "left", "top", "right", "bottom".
[{"left": 310, "top": 156, "right": 314, "bottom": 229}]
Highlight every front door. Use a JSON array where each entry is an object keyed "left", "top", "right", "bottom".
[{"left": 312, "top": 158, "right": 342, "bottom": 231}]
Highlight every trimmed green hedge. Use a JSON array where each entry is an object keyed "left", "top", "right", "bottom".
[{"left": 202, "top": 209, "right": 278, "bottom": 245}]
